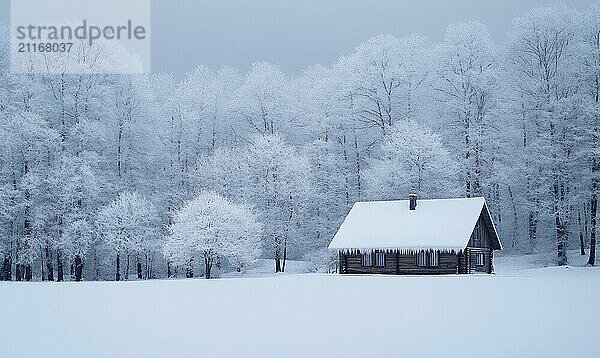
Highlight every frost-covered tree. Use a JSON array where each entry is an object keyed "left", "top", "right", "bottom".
[
  {"left": 299, "top": 65, "right": 364, "bottom": 204},
  {"left": 46, "top": 155, "right": 100, "bottom": 281},
  {"left": 203, "top": 134, "right": 312, "bottom": 272},
  {"left": 578, "top": 5, "right": 600, "bottom": 266},
  {"left": 96, "top": 192, "right": 159, "bottom": 281},
  {"left": 235, "top": 62, "right": 290, "bottom": 135},
  {"left": 341, "top": 34, "right": 429, "bottom": 136},
  {"left": 154, "top": 66, "right": 235, "bottom": 216},
  {"left": 0, "top": 112, "right": 58, "bottom": 281},
  {"left": 208, "top": 66, "right": 242, "bottom": 149},
  {"left": 505, "top": 5, "right": 580, "bottom": 264},
  {"left": 59, "top": 218, "right": 93, "bottom": 281},
  {"left": 432, "top": 21, "right": 498, "bottom": 199},
  {"left": 243, "top": 134, "right": 312, "bottom": 272},
  {"left": 164, "top": 191, "right": 262, "bottom": 279},
  {"left": 365, "top": 120, "right": 459, "bottom": 200},
  {"left": 303, "top": 139, "right": 349, "bottom": 252}
]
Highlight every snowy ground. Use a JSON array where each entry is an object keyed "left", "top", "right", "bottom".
[{"left": 1, "top": 252, "right": 599, "bottom": 358}]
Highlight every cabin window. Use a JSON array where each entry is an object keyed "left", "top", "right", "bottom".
[
  {"left": 429, "top": 251, "right": 439, "bottom": 267},
  {"left": 362, "top": 251, "right": 373, "bottom": 266},
  {"left": 475, "top": 252, "right": 485, "bottom": 266},
  {"left": 375, "top": 251, "right": 385, "bottom": 267},
  {"left": 416, "top": 252, "right": 427, "bottom": 267}
]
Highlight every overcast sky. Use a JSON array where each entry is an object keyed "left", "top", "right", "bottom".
[{"left": 1, "top": 0, "right": 596, "bottom": 77}]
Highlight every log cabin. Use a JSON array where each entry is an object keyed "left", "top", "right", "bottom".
[{"left": 329, "top": 195, "right": 502, "bottom": 275}]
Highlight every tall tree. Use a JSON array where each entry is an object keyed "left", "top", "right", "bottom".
[
  {"left": 432, "top": 21, "right": 498, "bottom": 198},
  {"left": 579, "top": 5, "right": 600, "bottom": 266},
  {"left": 506, "top": 5, "right": 579, "bottom": 265}
]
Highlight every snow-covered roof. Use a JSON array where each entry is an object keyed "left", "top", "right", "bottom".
[{"left": 328, "top": 197, "right": 501, "bottom": 251}]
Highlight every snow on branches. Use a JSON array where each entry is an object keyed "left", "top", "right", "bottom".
[
  {"left": 164, "top": 191, "right": 262, "bottom": 279},
  {"left": 96, "top": 192, "right": 160, "bottom": 280}
]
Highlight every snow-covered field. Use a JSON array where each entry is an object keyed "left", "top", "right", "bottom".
[{"left": 1, "top": 252, "right": 599, "bottom": 358}]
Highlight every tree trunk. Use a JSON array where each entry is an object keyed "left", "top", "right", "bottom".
[
  {"left": 556, "top": 221, "right": 568, "bottom": 266},
  {"left": 281, "top": 238, "right": 287, "bottom": 273},
  {"left": 204, "top": 256, "right": 212, "bottom": 279},
  {"left": 578, "top": 210, "right": 586, "bottom": 256},
  {"left": 554, "top": 181, "right": 568, "bottom": 266},
  {"left": 137, "top": 257, "right": 142, "bottom": 279},
  {"left": 507, "top": 186, "right": 519, "bottom": 250},
  {"left": 145, "top": 254, "right": 152, "bottom": 279},
  {"left": 40, "top": 247, "right": 45, "bottom": 281},
  {"left": 353, "top": 131, "right": 362, "bottom": 198},
  {"left": 115, "top": 253, "right": 121, "bottom": 281},
  {"left": 525, "top": 163, "right": 537, "bottom": 254},
  {"left": 588, "top": 193, "right": 597, "bottom": 266},
  {"left": 57, "top": 250, "right": 64, "bottom": 282},
  {"left": 186, "top": 257, "right": 194, "bottom": 278},
  {"left": 473, "top": 142, "right": 481, "bottom": 196},
  {"left": 15, "top": 263, "right": 22, "bottom": 281},
  {"left": 528, "top": 210, "right": 538, "bottom": 254},
  {"left": 74, "top": 255, "right": 83, "bottom": 282},
  {"left": 274, "top": 249, "right": 281, "bottom": 273},
  {"left": 45, "top": 245, "right": 54, "bottom": 281},
  {"left": 24, "top": 264, "right": 32, "bottom": 281},
  {"left": 92, "top": 244, "right": 99, "bottom": 281},
  {"left": 340, "top": 136, "right": 350, "bottom": 206},
  {"left": 125, "top": 254, "right": 130, "bottom": 281},
  {"left": 588, "top": 51, "right": 599, "bottom": 265},
  {"left": 2, "top": 256, "right": 12, "bottom": 281}
]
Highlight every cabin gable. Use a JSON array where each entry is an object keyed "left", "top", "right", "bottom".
[
  {"left": 468, "top": 212, "right": 492, "bottom": 248},
  {"left": 467, "top": 205, "right": 501, "bottom": 250}
]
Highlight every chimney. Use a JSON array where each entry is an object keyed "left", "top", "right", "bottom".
[{"left": 409, "top": 194, "right": 417, "bottom": 210}]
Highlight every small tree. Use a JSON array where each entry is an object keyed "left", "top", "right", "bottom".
[
  {"left": 164, "top": 191, "right": 262, "bottom": 279},
  {"left": 96, "top": 192, "right": 159, "bottom": 281}
]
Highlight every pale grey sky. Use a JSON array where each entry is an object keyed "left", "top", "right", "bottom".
[{"left": 1, "top": 0, "right": 596, "bottom": 76}]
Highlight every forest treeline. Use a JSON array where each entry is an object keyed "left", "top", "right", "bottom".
[{"left": 0, "top": 4, "right": 598, "bottom": 281}]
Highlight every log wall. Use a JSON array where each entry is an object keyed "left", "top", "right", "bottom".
[{"left": 339, "top": 250, "right": 459, "bottom": 275}]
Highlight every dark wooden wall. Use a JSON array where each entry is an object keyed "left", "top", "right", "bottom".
[
  {"left": 463, "top": 248, "right": 492, "bottom": 274},
  {"left": 464, "top": 212, "right": 495, "bottom": 273},
  {"left": 468, "top": 214, "right": 493, "bottom": 249},
  {"left": 339, "top": 251, "right": 397, "bottom": 275},
  {"left": 397, "top": 252, "right": 457, "bottom": 275},
  {"left": 339, "top": 250, "right": 459, "bottom": 275}
]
